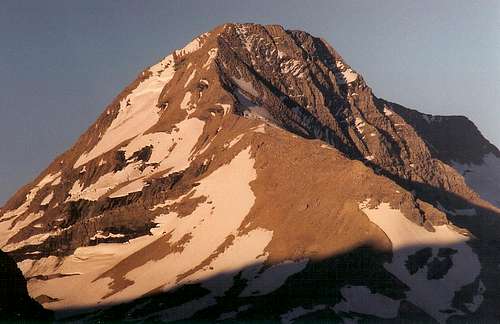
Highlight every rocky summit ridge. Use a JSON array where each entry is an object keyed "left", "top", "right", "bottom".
[{"left": 1, "top": 23, "right": 499, "bottom": 322}]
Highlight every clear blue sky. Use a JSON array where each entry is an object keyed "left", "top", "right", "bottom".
[{"left": 1, "top": 1, "right": 499, "bottom": 204}]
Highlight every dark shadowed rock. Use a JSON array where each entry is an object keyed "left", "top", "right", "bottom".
[{"left": 0, "top": 250, "right": 52, "bottom": 322}]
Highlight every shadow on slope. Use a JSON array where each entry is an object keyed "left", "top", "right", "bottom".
[
  {"left": 52, "top": 240, "right": 495, "bottom": 323},
  {"left": 362, "top": 174, "right": 500, "bottom": 323}
]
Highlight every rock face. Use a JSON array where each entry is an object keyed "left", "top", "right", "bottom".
[
  {"left": 0, "top": 250, "right": 52, "bottom": 321},
  {"left": 388, "top": 101, "right": 500, "bottom": 208},
  {"left": 0, "top": 23, "right": 499, "bottom": 322}
]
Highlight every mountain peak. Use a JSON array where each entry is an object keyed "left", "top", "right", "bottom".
[{"left": 1, "top": 23, "right": 499, "bottom": 322}]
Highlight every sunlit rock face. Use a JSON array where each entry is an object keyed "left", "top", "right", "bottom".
[{"left": 1, "top": 23, "right": 499, "bottom": 322}]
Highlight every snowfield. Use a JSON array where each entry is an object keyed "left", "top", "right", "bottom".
[
  {"left": 19, "top": 146, "right": 301, "bottom": 320},
  {"left": 360, "top": 200, "right": 482, "bottom": 323},
  {"left": 67, "top": 117, "right": 205, "bottom": 201},
  {"left": 74, "top": 55, "right": 176, "bottom": 168}
]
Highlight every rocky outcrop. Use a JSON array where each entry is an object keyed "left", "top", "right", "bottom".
[{"left": 386, "top": 100, "right": 500, "bottom": 165}]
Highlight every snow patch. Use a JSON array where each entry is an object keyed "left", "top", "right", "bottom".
[
  {"left": 280, "top": 59, "right": 304, "bottom": 77},
  {"left": 235, "top": 89, "right": 276, "bottom": 124},
  {"left": 1, "top": 171, "right": 61, "bottom": 224},
  {"left": 436, "top": 202, "right": 477, "bottom": 217},
  {"left": 333, "top": 285, "right": 400, "bottom": 319},
  {"left": 90, "top": 231, "right": 126, "bottom": 241},
  {"left": 277, "top": 49, "right": 286, "bottom": 60},
  {"left": 3, "top": 229, "right": 63, "bottom": 252},
  {"left": 359, "top": 200, "right": 482, "bottom": 322},
  {"left": 108, "top": 180, "right": 148, "bottom": 199},
  {"left": 218, "top": 305, "right": 252, "bottom": 321},
  {"left": 335, "top": 60, "right": 358, "bottom": 84},
  {"left": 281, "top": 305, "right": 327, "bottom": 324},
  {"left": 451, "top": 153, "right": 500, "bottom": 208},
  {"left": 174, "top": 33, "right": 209, "bottom": 57},
  {"left": 251, "top": 124, "right": 266, "bottom": 133},
  {"left": 181, "top": 228, "right": 273, "bottom": 295},
  {"left": 227, "top": 134, "right": 245, "bottom": 149},
  {"left": 40, "top": 191, "right": 54, "bottom": 206},
  {"left": 0, "top": 212, "right": 45, "bottom": 247},
  {"left": 68, "top": 118, "right": 205, "bottom": 201},
  {"left": 180, "top": 91, "right": 196, "bottom": 115},
  {"left": 184, "top": 70, "right": 196, "bottom": 88},
  {"left": 232, "top": 76, "right": 259, "bottom": 97},
  {"left": 464, "top": 281, "right": 485, "bottom": 313},
  {"left": 74, "top": 55, "right": 176, "bottom": 168},
  {"left": 216, "top": 103, "right": 231, "bottom": 115},
  {"left": 354, "top": 117, "right": 366, "bottom": 134},
  {"left": 422, "top": 114, "right": 442, "bottom": 124},
  {"left": 240, "top": 259, "right": 308, "bottom": 297},
  {"left": 203, "top": 48, "right": 218, "bottom": 69}
]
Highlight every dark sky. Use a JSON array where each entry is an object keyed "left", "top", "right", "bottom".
[{"left": 1, "top": 0, "right": 499, "bottom": 204}]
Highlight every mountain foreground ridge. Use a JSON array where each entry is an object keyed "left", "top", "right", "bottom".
[{"left": 1, "top": 23, "right": 499, "bottom": 323}]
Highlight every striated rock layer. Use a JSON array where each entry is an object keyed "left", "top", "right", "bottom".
[{"left": 1, "top": 23, "right": 499, "bottom": 322}]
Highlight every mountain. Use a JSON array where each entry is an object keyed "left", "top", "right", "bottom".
[{"left": 1, "top": 23, "right": 499, "bottom": 322}]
